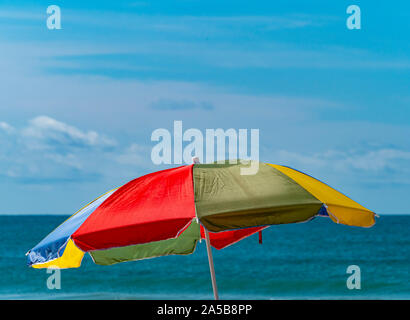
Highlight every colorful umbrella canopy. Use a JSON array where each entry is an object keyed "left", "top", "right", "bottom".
[{"left": 27, "top": 161, "right": 376, "bottom": 298}]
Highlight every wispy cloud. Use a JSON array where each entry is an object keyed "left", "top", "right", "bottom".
[
  {"left": 0, "top": 116, "right": 142, "bottom": 184},
  {"left": 0, "top": 7, "right": 332, "bottom": 37},
  {"left": 273, "top": 147, "right": 410, "bottom": 185},
  {"left": 22, "top": 116, "right": 116, "bottom": 151},
  {"left": 2, "top": 7, "right": 408, "bottom": 75},
  {"left": 0, "top": 121, "right": 15, "bottom": 134},
  {"left": 150, "top": 99, "right": 214, "bottom": 111}
]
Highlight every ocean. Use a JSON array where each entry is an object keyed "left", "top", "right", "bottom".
[{"left": 0, "top": 215, "right": 409, "bottom": 300}]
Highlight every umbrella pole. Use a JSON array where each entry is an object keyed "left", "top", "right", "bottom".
[
  {"left": 203, "top": 227, "right": 219, "bottom": 300},
  {"left": 193, "top": 157, "right": 218, "bottom": 299}
]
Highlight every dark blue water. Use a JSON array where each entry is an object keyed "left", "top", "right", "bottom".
[{"left": 0, "top": 215, "right": 409, "bottom": 299}]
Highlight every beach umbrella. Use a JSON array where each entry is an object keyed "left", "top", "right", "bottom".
[{"left": 27, "top": 161, "right": 376, "bottom": 299}]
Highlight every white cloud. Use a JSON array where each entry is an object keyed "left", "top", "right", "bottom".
[
  {"left": 341, "top": 149, "right": 410, "bottom": 171},
  {"left": 21, "top": 116, "right": 116, "bottom": 150},
  {"left": 44, "top": 153, "right": 83, "bottom": 170},
  {"left": 0, "top": 116, "right": 159, "bottom": 187},
  {"left": 0, "top": 121, "right": 15, "bottom": 134},
  {"left": 275, "top": 148, "right": 410, "bottom": 177}
]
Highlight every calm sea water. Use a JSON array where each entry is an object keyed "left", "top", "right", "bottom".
[{"left": 0, "top": 215, "right": 409, "bottom": 300}]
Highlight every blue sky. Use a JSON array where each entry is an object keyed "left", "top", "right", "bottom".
[{"left": 0, "top": 1, "right": 409, "bottom": 214}]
